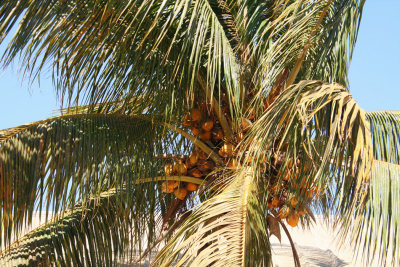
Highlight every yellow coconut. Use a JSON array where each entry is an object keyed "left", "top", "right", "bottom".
[
  {"left": 174, "top": 161, "right": 187, "bottom": 175},
  {"left": 164, "top": 163, "right": 174, "bottom": 176}
]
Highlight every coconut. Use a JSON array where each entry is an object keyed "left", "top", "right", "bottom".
[
  {"left": 164, "top": 163, "right": 174, "bottom": 176},
  {"left": 183, "top": 113, "right": 192, "bottom": 126},
  {"left": 192, "top": 127, "right": 200, "bottom": 136},
  {"left": 190, "top": 168, "right": 203, "bottom": 178},
  {"left": 197, "top": 150, "right": 208, "bottom": 160},
  {"left": 241, "top": 118, "right": 252, "bottom": 132},
  {"left": 174, "top": 188, "right": 188, "bottom": 200},
  {"left": 290, "top": 196, "right": 298, "bottom": 207},
  {"left": 189, "top": 153, "right": 198, "bottom": 165},
  {"left": 228, "top": 158, "right": 240, "bottom": 168},
  {"left": 212, "top": 128, "right": 223, "bottom": 140},
  {"left": 219, "top": 143, "right": 234, "bottom": 157},
  {"left": 202, "top": 120, "right": 214, "bottom": 132},
  {"left": 200, "top": 131, "right": 211, "bottom": 141},
  {"left": 237, "top": 132, "right": 245, "bottom": 142},
  {"left": 174, "top": 161, "right": 187, "bottom": 175},
  {"left": 278, "top": 206, "right": 290, "bottom": 219},
  {"left": 271, "top": 197, "right": 280, "bottom": 208},
  {"left": 169, "top": 180, "right": 179, "bottom": 188},
  {"left": 162, "top": 181, "right": 174, "bottom": 193},
  {"left": 191, "top": 108, "right": 202, "bottom": 122},
  {"left": 198, "top": 160, "right": 214, "bottom": 172},
  {"left": 186, "top": 183, "right": 198, "bottom": 192},
  {"left": 286, "top": 212, "right": 299, "bottom": 227}
]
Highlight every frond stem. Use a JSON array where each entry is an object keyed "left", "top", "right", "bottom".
[
  {"left": 271, "top": 211, "right": 301, "bottom": 267},
  {"left": 164, "top": 122, "right": 223, "bottom": 165},
  {"left": 196, "top": 75, "right": 234, "bottom": 141},
  {"left": 286, "top": 0, "right": 333, "bottom": 87},
  {"left": 136, "top": 176, "right": 205, "bottom": 185}
]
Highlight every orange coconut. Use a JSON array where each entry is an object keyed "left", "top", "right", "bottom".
[
  {"left": 212, "top": 128, "right": 224, "bottom": 140},
  {"left": 192, "top": 127, "right": 200, "bottom": 136},
  {"left": 162, "top": 181, "right": 174, "bottom": 193},
  {"left": 186, "top": 183, "right": 198, "bottom": 192},
  {"left": 200, "top": 131, "right": 211, "bottom": 141},
  {"left": 191, "top": 108, "right": 202, "bottom": 122},
  {"left": 286, "top": 212, "right": 299, "bottom": 227},
  {"left": 202, "top": 120, "right": 214, "bottom": 132},
  {"left": 174, "top": 188, "right": 188, "bottom": 200}
]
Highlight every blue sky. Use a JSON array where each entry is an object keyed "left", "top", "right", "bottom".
[{"left": 0, "top": 1, "right": 399, "bottom": 130}]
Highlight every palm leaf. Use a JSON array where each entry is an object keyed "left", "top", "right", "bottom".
[
  {"left": 0, "top": 0, "right": 241, "bottom": 117},
  {"left": 245, "top": 80, "right": 373, "bottom": 229},
  {"left": 242, "top": 0, "right": 365, "bottom": 112},
  {"left": 344, "top": 111, "right": 400, "bottom": 266},
  {"left": 0, "top": 113, "right": 180, "bottom": 247},
  {"left": 346, "top": 160, "right": 400, "bottom": 267},
  {"left": 154, "top": 167, "right": 271, "bottom": 266},
  {"left": 0, "top": 187, "right": 136, "bottom": 266},
  {"left": 366, "top": 111, "right": 400, "bottom": 164}
]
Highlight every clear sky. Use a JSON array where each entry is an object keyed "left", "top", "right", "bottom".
[{"left": 0, "top": 0, "right": 399, "bottom": 130}]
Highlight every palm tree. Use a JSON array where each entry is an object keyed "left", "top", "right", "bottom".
[{"left": 0, "top": 0, "right": 399, "bottom": 266}]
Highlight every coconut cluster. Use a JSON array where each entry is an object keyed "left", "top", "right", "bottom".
[
  {"left": 161, "top": 150, "right": 215, "bottom": 200},
  {"left": 161, "top": 96, "right": 317, "bottom": 227},
  {"left": 266, "top": 153, "right": 320, "bottom": 227},
  {"left": 161, "top": 101, "right": 238, "bottom": 200}
]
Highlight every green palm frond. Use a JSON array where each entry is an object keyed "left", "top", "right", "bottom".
[
  {"left": 366, "top": 111, "right": 400, "bottom": 164},
  {"left": 0, "top": 113, "right": 182, "bottom": 247},
  {"left": 344, "top": 111, "right": 400, "bottom": 266},
  {"left": 369, "top": 161, "right": 400, "bottom": 266},
  {"left": 308, "top": 0, "right": 366, "bottom": 85},
  {"left": 244, "top": 0, "right": 365, "bottom": 110},
  {"left": 346, "top": 160, "right": 400, "bottom": 266},
  {"left": 0, "top": 187, "right": 136, "bottom": 266},
  {"left": 246, "top": 80, "right": 373, "bottom": 224},
  {"left": 155, "top": 168, "right": 271, "bottom": 266},
  {"left": 0, "top": 0, "right": 241, "bottom": 117}
]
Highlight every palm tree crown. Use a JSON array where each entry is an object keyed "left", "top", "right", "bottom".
[{"left": 0, "top": 0, "right": 399, "bottom": 266}]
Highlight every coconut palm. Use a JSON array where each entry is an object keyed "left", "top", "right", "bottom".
[{"left": 0, "top": 0, "right": 399, "bottom": 266}]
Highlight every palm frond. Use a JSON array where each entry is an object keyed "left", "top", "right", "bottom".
[
  {"left": 0, "top": 187, "right": 136, "bottom": 266},
  {"left": 0, "top": 0, "right": 241, "bottom": 117},
  {"left": 366, "top": 111, "right": 400, "bottom": 164},
  {"left": 346, "top": 160, "right": 400, "bottom": 266},
  {"left": 243, "top": 0, "right": 365, "bottom": 111},
  {"left": 154, "top": 168, "right": 271, "bottom": 266},
  {"left": 246, "top": 80, "right": 373, "bottom": 227},
  {"left": 344, "top": 111, "right": 400, "bottom": 266},
  {"left": 0, "top": 113, "right": 180, "bottom": 247}
]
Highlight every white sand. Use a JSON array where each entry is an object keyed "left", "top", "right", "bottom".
[
  {"left": 4, "top": 214, "right": 388, "bottom": 266},
  {"left": 271, "top": 217, "right": 384, "bottom": 267}
]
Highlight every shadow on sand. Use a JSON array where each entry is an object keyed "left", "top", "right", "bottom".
[{"left": 272, "top": 243, "right": 349, "bottom": 267}]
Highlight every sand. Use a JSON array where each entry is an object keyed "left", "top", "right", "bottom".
[{"left": 270, "top": 217, "right": 385, "bottom": 267}]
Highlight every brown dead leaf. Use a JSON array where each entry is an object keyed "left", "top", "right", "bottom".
[{"left": 267, "top": 214, "right": 281, "bottom": 242}]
